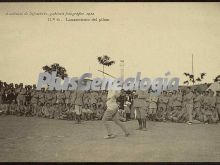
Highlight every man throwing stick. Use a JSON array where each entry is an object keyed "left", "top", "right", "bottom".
[{"left": 102, "top": 90, "right": 130, "bottom": 139}]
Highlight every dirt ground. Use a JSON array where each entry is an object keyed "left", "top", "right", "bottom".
[{"left": 0, "top": 115, "right": 219, "bottom": 162}]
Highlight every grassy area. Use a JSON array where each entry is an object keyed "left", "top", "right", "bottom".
[{"left": 0, "top": 116, "right": 219, "bottom": 162}]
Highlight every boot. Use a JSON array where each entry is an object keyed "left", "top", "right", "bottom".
[
  {"left": 142, "top": 119, "right": 147, "bottom": 131},
  {"left": 136, "top": 119, "right": 142, "bottom": 130}
]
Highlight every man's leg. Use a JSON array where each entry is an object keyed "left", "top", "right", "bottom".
[
  {"left": 136, "top": 108, "right": 142, "bottom": 130},
  {"left": 137, "top": 119, "right": 142, "bottom": 129},
  {"left": 126, "top": 113, "right": 129, "bottom": 121},
  {"left": 75, "top": 105, "right": 81, "bottom": 123},
  {"left": 103, "top": 120, "right": 113, "bottom": 136},
  {"left": 186, "top": 104, "right": 193, "bottom": 124},
  {"left": 140, "top": 107, "right": 147, "bottom": 131},
  {"left": 216, "top": 105, "right": 220, "bottom": 121},
  {"left": 142, "top": 118, "right": 147, "bottom": 130},
  {"left": 102, "top": 110, "right": 116, "bottom": 139},
  {"left": 113, "top": 112, "right": 129, "bottom": 136}
]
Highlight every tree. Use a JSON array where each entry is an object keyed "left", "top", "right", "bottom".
[
  {"left": 97, "top": 55, "right": 115, "bottom": 78},
  {"left": 42, "top": 63, "right": 68, "bottom": 80},
  {"left": 183, "top": 72, "right": 206, "bottom": 85},
  {"left": 214, "top": 75, "right": 220, "bottom": 82}
]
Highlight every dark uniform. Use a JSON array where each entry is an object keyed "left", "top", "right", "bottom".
[{"left": 133, "top": 90, "right": 148, "bottom": 130}]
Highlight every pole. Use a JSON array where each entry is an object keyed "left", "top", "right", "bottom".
[
  {"left": 192, "top": 54, "right": 194, "bottom": 85},
  {"left": 120, "top": 60, "right": 124, "bottom": 81}
]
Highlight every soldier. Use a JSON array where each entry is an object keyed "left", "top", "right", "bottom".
[
  {"left": 117, "top": 89, "right": 126, "bottom": 112},
  {"left": 24, "top": 104, "right": 31, "bottom": 117},
  {"left": 54, "top": 103, "right": 61, "bottom": 120},
  {"left": 183, "top": 87, "right": 194, "bottom": 124},
  {"left": 17, "top": 103, "right": 25, "bottom": 116},
  {"left": 170, "top": 90, "right": 183, "bottom": 122},
  {"left": 64, "top": 90, "right": 71, "bottom": 106},
  {"left": 216, "top": 90, "right": 220, "bottom": 121},
  {"left": 203, "top": 90, "right": 218, "bottom": 124},
  {"left": 133, "top": 90, "right": 148, "bottom": 131},
  {"left": 9, "top": 100, "right": 17, "bottom": 115},
  {"left": 24, "top": 87, "right": 32, "bottom": 116},
  {"left": 83, "top": 90, "right": 90, "bottom": 108},
  {"left": 2, "top": 89, "right": 10, "bottom": 115},
  {"left": 124, "top": 95, "right": 132, "bottom": 121},
  {"left": 5, "top": 89, "right": 16, "bottom": 115},
  {"left": 67, "top": 104, "right": 76, "bottom": 120},
  {"left": 89, "top": 91, "right": 98, "bottom": 111},
  {"left": 16, "top": 83, "right": 26, "bottom": 106},
  {"left": 0, "top": 82, "right": 4, "bottom": 115},
  {"left": 24, "top": 86, "right": 30, "bottom": 103},
  {"left": 70, "top": 90, "right": 77, "bottom": 107},
  {"left": 81, "top": 104, "right": 88, "bottom": 120},
  {"left": 56, "top": 90, "right": 65, "bottom": 117},
  {"left": 45, "top": 90, "right": 53, "bottom": 105},
  {"left": 43, "top": 90, "right": 51, "bottom": 117},
  {"left": 38, "top": 88, "right": 45, "bottom": 117},
  {"left": 101, "top": 90, "right": 107, "bottom": 106},
  {"left": 200, "top": 91, "right": 208, "bottom": 122},
  {"left": 65, "top": 103, "right": 72, "bottom": 120},
  {"left": 56, "top": 90, "right": 65, "bottom": 104},
  {"left": 0, "top": 86, "right": 4, "bottom": 105},
  {"left": 30, "top": 89, "right": 39, "bottom": 116},
  {"left": 129, "top": 91, "right": 135, "bottom": 119},
  {"left": 49, "top": 90, "right": 57, "bottom": 118},
  {"left": 166, "top": 91, "right": 175, "bottom": 120},
  {"left": 51, "top": 89, "right": 56, "bottom": 103},
  {"left": 48, "top": 102, "right": 55, "bottom": 119},
  {"left": 59, "top": 104, "right": 68, "bottom": 120},
  {"left": 91, "top": 103, "right": 98, "bottom": 120},
  {"left": 68, "top": 90, "right": 76, "bottom": 120},
  {"left": 81, "top": 91, "right": 90, "bottom": 120},
  {"left": 148, "top": 90, "right": 158, "bottom": 121},
  {"left": 96, "top": 103, "right": 104, "bottom": 120},
  {"left": 90, "top": 103, "right": 98, "bottom": 120},
  {"left": 144, "top": 90, "right": 150, "bottom": 118},
  {"left": 156, "top": 91, "right": 169, "bottom": 121},
  {"left": 193, "top": 90, "right": 203, "bottom": 122},
  {"left": 14, "top": 84, "right": 20, "bottom": 104},
  {"left": 42, "top": 102, "right": 50, "bottom": 118},
  {"left": 74, "top": 89, "right": 84, "bottom": 124}
]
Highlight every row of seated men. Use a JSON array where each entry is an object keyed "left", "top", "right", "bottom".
[{"left": 0, "top": 82, "right": 220, "bottom": 124}]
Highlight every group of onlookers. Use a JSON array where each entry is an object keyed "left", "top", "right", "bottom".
[{"left": 0, "top": 81, "right": 220, "bottom": 125}]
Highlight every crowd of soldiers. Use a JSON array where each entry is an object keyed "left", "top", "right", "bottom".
[
  {"left": 131, "top": 87, "right": 220, "bottom": 125},
  {"left": 0, "top": 82, "right": 108, "bottom": 123},
  {"left": 0, "top": 81, "right": 220, "bottom": 125}
]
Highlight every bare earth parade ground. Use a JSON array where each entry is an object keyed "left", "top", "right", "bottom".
[{"left": 0, "top": 116, "right": 219, "bottom": 162}]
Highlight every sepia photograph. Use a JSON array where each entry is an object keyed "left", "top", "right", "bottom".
[{"left": 0, "top": 2, "right": 220, "bottom": 162}]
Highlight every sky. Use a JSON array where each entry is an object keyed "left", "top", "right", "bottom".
[{"left": 0, "top": 3, "right": 220, "bottom": 85}]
